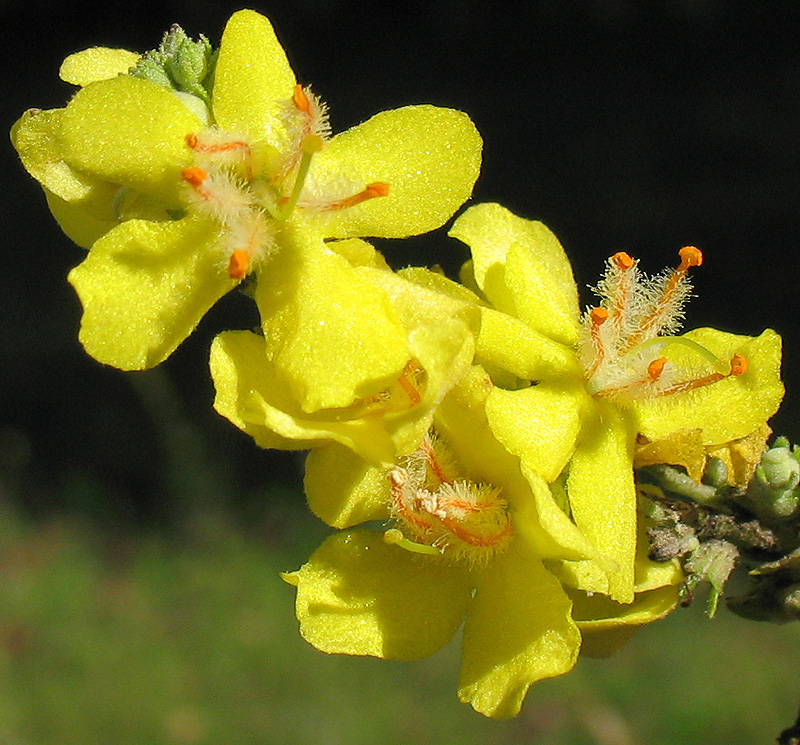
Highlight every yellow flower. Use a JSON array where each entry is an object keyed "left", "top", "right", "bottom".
[
  {"left": 447, "top": 202, "right": 784, "bottom": 604},
  {"left": 210, "top": 245, "right": 480, "bottom": 465},
  {"left": 11, "top": 10, "right": 481, "bottom": 372},
  {"left": 285, "top": 366, "right": 681, "bottom": 718}
]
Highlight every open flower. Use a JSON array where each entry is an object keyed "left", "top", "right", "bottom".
[
  {"left": 447, "top": 203, "right": 784, "bottom": 604},
  {"left": 285, "top": 366, "right": 681, "bottom": 718},
  {"left": 11, "top": 9, "right": 481, "bottom": 371},
  {"left": 210, "top": 244, "right": 480, "bottom": 465}
]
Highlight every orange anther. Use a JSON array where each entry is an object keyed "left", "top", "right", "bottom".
[
  {"left": 293, "top": 84, "right": 311, "bottom": 114},
  {"left": 396, "top": 360, "right": 423, "bottom": 407},
  {"left": 228, "top": 249, "right": 250, "bottom": 280},
  {"left": 182, "top": 167, "right": 208, "bottom": 187},
  {"left": 678, "top": 245, "right": 703, "bottom": 271},
  {"left": 323, "top": 182, "right": 391, "bottom": 211},
  {"left": 647, "top": 357, "right": 668, "bottom": 381},
  {"left": 612, "top": 251, "right": 635, "bottom": 270},
  {"left": 730, "top": 353, "right": 748, "bottom": 376},
  {"left": 365, "top": 182, "right": 390, "bottom": 198},
  {"left": 590, "top": 307, "right": 610, "bottom": 325},
  {"left": 398, "top": 373, "right": 421, "bottom": 407},
  {"left": 186, "top": 133, "right": 199, "bottom": 148}
]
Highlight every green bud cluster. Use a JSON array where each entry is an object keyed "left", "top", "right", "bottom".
[
  {"left": 749, "top": 437, "right": 800, "bottom": 519},
  {"left": 639, "top": 438, "right": 800, "bottom": 620},
  {"left": 129, "top": 24, "right": 216, "bottom": 107}
]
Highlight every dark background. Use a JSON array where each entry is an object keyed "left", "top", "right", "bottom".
[{"left": 2, "top": 0, "right": 799, "bottom": 527}]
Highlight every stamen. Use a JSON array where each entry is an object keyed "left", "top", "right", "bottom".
[
  {"left": 187, "top": 130, "right": 254, "bottom": 180},
  {"left": 608, "top": 253, "right": 635, "bottom": 336},
  {"left": 438, "top": 511, "right": 513, "bottom": 548},
  {"left": 678, "top": 245, "right": 703, "bottom": 271},
  {"left": 731, "top": 353, "right": 748, "bottom": 376},
  {"left": 389, "top": 436, "right": 513, "bottom": 564},
  {"left": 431, "top": 482, "right": 513, "bottom": 550},
  {"left": 622, "top": 246, "right": 702, "bottom": 352},
  {"left": 182, "top": 166, "right": 208, "bottom": 188},
  {"left": 228, "top": 249, "right": 249, "bottom": 280},
  {"left": 652, "top": 353, "right": 748, "bottom": 397},
  {"left": 585, "top": 306, "right": 610, "bottom": 378},
  {"left": 612, "top": 251, "right": 635, "bottom": 270},
  {"left": 647, "top": 357, "right": 668, "bottom": 381},
  {"left": 187, "top": 132, "right": 250, "bottom": 155},
  {"left": 389, "top": 467, "right": 434, "bottom": 534},
  {"left": 397, "top": 360, "right": 423, "bottom": 407},
  {"left": 321, "top": 183, "right": 390, "bottom": 212},
  {"left": 293, "top": 84, "right": 311, "bottom": 114},
  {"left": 419, "top": 434, "right": 453, "bottom": 486}
]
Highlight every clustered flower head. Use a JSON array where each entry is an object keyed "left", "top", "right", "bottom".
[{"left": 12, "top": 9, "right": 786, "bottom": 719}]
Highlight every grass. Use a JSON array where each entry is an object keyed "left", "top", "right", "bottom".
[{"left": 0, "top": 500, "right": 798, "bottom": 745}]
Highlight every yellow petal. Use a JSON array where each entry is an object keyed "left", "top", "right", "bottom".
[
  {"left": 358, "top": 265, "right": 480, "bottom": 455},
  {"left": 633, "top": 428, "right": 707, "bottom": 483},
  {"left": 566, "top": 401, "right": 637, "bottom": 604},
  {"left": 304, "top": 443, "right": 390, "bottom": 528},
  {"left": 486, "top": 381, "right": 588, "bottom": 483},
  {"left": 11, "top": 108, "right": 118, "bottom": 213},
  {"left": 706, "top": 423, "right": 772, "bottom": 488},
  {"left": 210, "top": 331, "right": 399, "bottom": 465},
  {"left": 458, "top": 543, "right": 580, "bottom": 718},
  {"left": 449, "top": 203, "right": 581, "bottom": 345},
  {"left": 518, "top": 465, "right": 606, "bottom": 564},
  {"left": 573, "top": 584, "right": 680, "bottom": 658},
  {"left": 256, "top": 236, "right": 409, "bottom": 413},
  {"left": 59, "top": 76, "right": 202, "bottom": 206},
  {"left": 328, "top": 237, "right": 391, "bottom": 270},
  {"left": 476, "top": 308, "right": 582, "bottom": 383},
  {"left": 44, "top": 189, "right": 117, "bottom": 249},
  {"left": 59, "top": 47, "right": 140, "bottom": 86},
  {"left": 311, "top": 105, "right": 481, "bottom": 238},
  {"left": 633, "top": 328, "right": 784, "bottom": 446},
  {"left": 434, "top": 367, "right": 538, "bottom": 512},
  {"left": 68, "top": 214, "right": 233, "bottom": 370},
  {"left": 211, "top": 9, "right": 296, "bottom": 138},
  {"left": 289, "top": 530, "right": 471, "bottom": 661},
  {"left": 505, "top": 235, "right": 581, "bottom": 346},
  {"left": 397, "top": 266, "right": 485, "bottom": 307}
]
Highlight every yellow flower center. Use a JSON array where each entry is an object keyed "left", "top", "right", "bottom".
[
  {"left": 180, "top": 84, "right": 390, "bottom": 280},
  {"left": 385, "top": 433, "right": 512, "bottom": 565},
  {"left": 579, "top": 247, "right": 747, "bottom": 401}
]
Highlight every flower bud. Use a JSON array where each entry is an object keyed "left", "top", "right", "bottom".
[
  {"left": 129, "top": 25, "right": 215, "bottom": 105},
  {"left": 164, "top": 29, "right": 212, "bottom": 95},
  {"left": 749, "top": 439, "right": 800, "bottom": 519}
]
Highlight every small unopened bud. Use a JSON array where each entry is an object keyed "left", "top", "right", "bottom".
[
  {"left": 129, "top": 57, "right": 171, "bottom": 88},
  {"left": 702, "top": 456, "right": 729, "bottom": 489},
  {"left": 750, "top": 441, "right": 800, "bottom": 519},
  {"left": 129, "top": 25, "right": 215, "bottom": 106},
  {"left": 165, "top": 28, "right": 210, "bottom": 90}
]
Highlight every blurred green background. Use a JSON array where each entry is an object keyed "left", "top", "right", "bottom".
[{"left": 2, "top": 1, "right": 800, "bottom": 742}]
